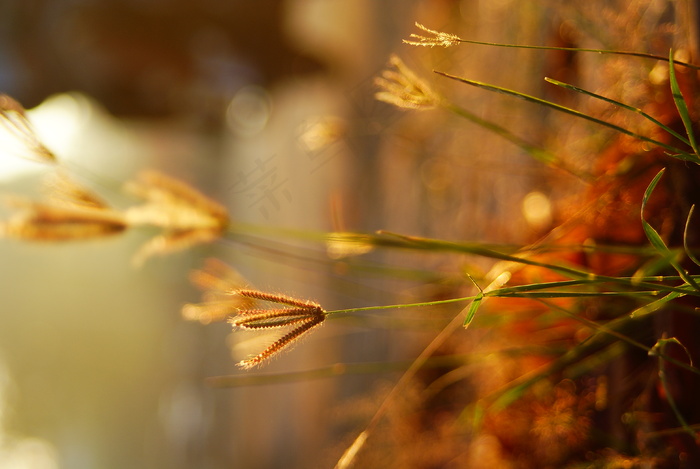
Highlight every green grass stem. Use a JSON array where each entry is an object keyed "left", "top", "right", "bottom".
[
  {"left": 443, "top": 103, "right": 586, "bottom": 179},
  {"left": 434, "top": 71, "right": 698, "bottom": 162},
  {"left": 446, "top": 35, "right": 700, "bottom": 70},
  {"left": 651, "top": 337, "right": 699, "bottom": 444},
  {"left": 544, "top": 77, "right": 693, "bottom": 148}
]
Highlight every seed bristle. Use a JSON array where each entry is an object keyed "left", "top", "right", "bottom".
[
  {"left": 230, "top": 307, "right": 321, "bottom": 329},
  {"left": 234, "top": 289, "right": 324, "bottom": 311},
  {"left": 237, "top": 315, "right": 325, "bottom": 370}
]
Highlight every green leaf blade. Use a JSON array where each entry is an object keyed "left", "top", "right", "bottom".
[
  {"left": 641, "top": 169, "right": 700, "bottom": 290},
  {"left": 464, "top": 294, "right": 483, "bottom": 328},
  {"left": 669, "top": 51, "right": 700, "bottom": 161}
]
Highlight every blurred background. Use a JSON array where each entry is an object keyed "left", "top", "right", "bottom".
[{"left": 0, "top": 0, "right": 686, "bottom": 468}]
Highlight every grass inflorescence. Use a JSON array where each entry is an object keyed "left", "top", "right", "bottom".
[{"left": 228, "top": 289, "right": 326, "bottom": 369}]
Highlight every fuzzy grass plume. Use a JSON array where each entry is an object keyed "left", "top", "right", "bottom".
[
  {"left": 182, "top": 258, "right": 253, "bottom": 324},
  {"left": 0, "top": 173, "right": 126, "bottom": 240},
  {"left": 374, "top": 54, "right": 441, "bottom": 110},
  {"left": 124, "top": 170, "right": 229, "bottom": 265},
  {"left": 402, "top": 22, "right": 462, "bottom": 48}
]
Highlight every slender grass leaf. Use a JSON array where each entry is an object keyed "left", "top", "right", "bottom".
[
  {"left": 376, "top": 231, "right": 700, "bottom": 297},
  {"left": 444, "top": 103, "right": 586, "bottom": 179},
  {"left": 464, "top": 294, "right": 483, "bottom": 328},
  {"left": 684, "top": 205, "right": 700, "bottom": 268},
  {"left": 669, "top": 51, "right": 700, "bottom": 159},
  {"left": 629, "top": 290, "right": 685, "bottom": 318},
  {"left": 446, "top": 35, "right": 700, "bottom": 70},
  {"left": 377, "top": 230, "right": 595, "bottom": 279},
  {"left": 642, "top": 169, "right": 672, "bottom": 255},
  {"left": 650, "top": 336, "right": 694, "bottom": 366},
  {"left": 652, "top": 337, "right": 699, "bottom": 443},
  {"left": 491, "top": 291, "right": 657, "bottom": 299},
  {"left": 464, "top": 274, "right": 485, "bottom": 328},
  {"left": 634, "top": 255, "right": 681, "bottom": 277},
  {"left": 545, "top": 77, "right": 692, "bottom": 147},
  {"left": 641, "top": 169, "right": 700, "bottom": 290},
  {"left": 434, "top": 71, "right": 692, "bottom": 159}
]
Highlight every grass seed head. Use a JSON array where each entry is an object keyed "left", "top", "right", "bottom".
[
  {"left": 403, "top": 22, "right": 462, "bottom": 48},
  {"left": 124, "top": 170, "right": 229, "bottom": 265},
  {"left": 225, "top": 287, "right": 327, "bottom": 369},
  {"left": 183, "top": 258, "right": 253, "bottom": 324},
  {"left": 236, "top": 314, "right": 325, "bottom": 370},
  {"left": 230, "top": 308, "right": 321, "bottom": 329},
  {"left": 124, "top": 170, "right": 229, "bottom": 231},
  {"left": 374, "top": 54, "right": 441, "bottom": 110},
  {"left": 0, "top": 199, "right": 127, "bottom": 240},
  {"left": 0, "top": 175, "right": 126, "bottom": 241},
  {"left": 233, "top": 288, "right": 324, "bottom": 311},
  {"left": 0, "top": 94, "right": 57, "bottom": 163}
]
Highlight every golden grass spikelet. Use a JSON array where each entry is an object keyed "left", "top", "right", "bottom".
[
  {"left": 229, "top": 288, "right": 327, "bottom": 369},
  {"left": 124, "top": 170, "right": 229, "bottom": 265},
  {"left": 44, "top": 172, "right": 111, "bottom": 210},
  {"left": 0, "top": 174, "right": 126, "bottom": 241},
  {"left": 234, "top": 288, "right": 323, "bottom": 311},
  {"left": 182, "top": 258, "right": 253, "bottom": 324},
  {"left": 0, "top": 94, "right": 57, "bottom": 163},
  {"left": 236, "top": 314, "right": 325, "bottom": 370},
  {"left": 374, "top": 55, "right": 441, "bottom": 110},
  {"left": 124, "top": 170, "right": 228, "bottom": 230},
  {"left": 0, "top": 198, "right": 127, "bottom": 240},
  {"left": 189, "top": 257, "right": 248, "bottom": 293},
  {"left": 403, "top": 22, "right": 462, "bottom": 48},
  {"left": 230, "top": 308, "right": 320, "bottom": 329}
]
